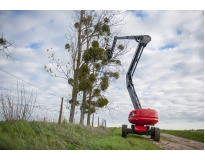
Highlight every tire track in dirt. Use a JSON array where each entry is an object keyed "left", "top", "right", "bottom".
[{"left": 143, "top": 133, "right": 204, "bottom": 150}]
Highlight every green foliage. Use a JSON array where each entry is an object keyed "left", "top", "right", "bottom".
[
  {"left": 93, "top": 88, "right": 100, "bottom": 97},
  {"left": 106, "top": 72, "right": 119, "bottom": 79},
  {"left": 94, "top": 22, "right": 102, "bottom": 31},
  {"left": 0, "top": 38, "right": 6, "bottom": 45},
  {"left": 101, "top": 59, "right": 108, "bottom": 65},
  {"left": 68, "top": 78, "right": 74, "bottom": 86},
  {"left": 82, "top": 15, "right": 92, "bottom": 26},
  {"left": 107, "top": 59, "right": 121, "bottom": 66},
  {"left": 92, "top": 40, "right": 99, "bottom": 48},
  {"left": 79, "top": 78, "right": 92, "bottom": 91},
  {"left": 96, "top": 97, "right": 109, "bottom": 107},
  {"left": 89, "top": 73, "right": 96, "bottom": 82},
  {"left": 74, "top": 22, "right": 80, "bottom": 29},
  {"left": 110, "top": 72, "right": 119, "bottom": 79},
  {"left": 94, "top": 63, "right": 101, "bottom": 71},
  {"left": 113, "top": 72, "right": 119, "bottom": 79},
  {"left": 100, "top": 75, "right": 109, "bottom": 91},
  {"left": 83, "top": 47, "right": 104, "bottom": 62},
  {"left": 65, "top": 43, "right": 70, "bottom": 50},
  {"left": 118, "top": 44, "right": 124, "bottom": 50},
  {"left": 102, "top": 24, "right": 110, "bottom": 36},
  {"left": 79, "top": 64, "right": 90, "bottom": 80},
  {"left": 115, "top": 60, "right": 121, "bottom": 65},
  {"left": 69, "top": 99, "right": 79, "bottom": 106},
  {"left": 104, "top": 17, "right": 109, "bottom": 23},
  {"left": 160, "top": 129, "right": 204, "bottom": 142},
  {"left": 94, "top": 22, "right": 110, "bottom": 36},
  {"left": 90, "top": 107, "right": 96, "bottom": 113}
]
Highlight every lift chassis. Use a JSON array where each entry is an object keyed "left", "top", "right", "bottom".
[{"left": 106, "top": 35, "right": 160, "bottom": 141}]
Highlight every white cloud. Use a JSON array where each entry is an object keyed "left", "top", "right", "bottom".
[{"left": 0, "top": 10, "right": 204, "bottom": 130}]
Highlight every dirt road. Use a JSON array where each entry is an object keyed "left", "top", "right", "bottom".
[{"left": 143, "top": 133, "right": 204, "bottom": 150}]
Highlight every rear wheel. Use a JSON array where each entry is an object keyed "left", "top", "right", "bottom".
[
  {"left": 122, "top": 124, "right": 127, "bottom": 138},
  {"left": 154, "top": 127, "right": 160, "bottom": 141}
]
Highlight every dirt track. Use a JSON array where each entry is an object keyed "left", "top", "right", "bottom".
[{"left": 143, "top": 133, "right": 204, "bottom": 150}]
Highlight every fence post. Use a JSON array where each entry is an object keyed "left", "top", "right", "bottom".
[
  {"left": 58, "top": 97, "right": 63, "bottom": 125},
  {"left": 92, "top": 113, "right": 94, "bottom": 127},
  {"left": 98, "top": 117, "right": 99, "bottom": 127},
  {"left": 102, "top": 118, "right": 104, "bottom": 126}
]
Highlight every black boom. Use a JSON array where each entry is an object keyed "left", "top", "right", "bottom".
[{"left": 106, "top": 35, "right": 151, "bottom": 109}]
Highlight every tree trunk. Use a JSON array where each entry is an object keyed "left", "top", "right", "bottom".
[
  {"left": 69, "top": 10, "right": 84, "bottom": 123},
  {"left": 80, "top": 90, "right": 86, "bottom": 125},
  {"left": 87, "top": 59, "right": 95, "bottom": 126},
  {"left": 92, "top": 113, "right": 94, "bottom": 127},
  {"left": 69, "top": 73, "right": 78, "bottom": 123},
  {"left": 87, "top": 89, "right": 92, "bottom": 126},
  {"left": 80, "top": 31, "right": 89, "bottom": 125}
]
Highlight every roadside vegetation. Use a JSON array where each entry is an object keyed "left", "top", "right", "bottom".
[
  {"left": 0, "top": 121, "right": 162, "bottom": 150},
  {"left": 160, "top": 129, "right": 204, "bottom": 142}
]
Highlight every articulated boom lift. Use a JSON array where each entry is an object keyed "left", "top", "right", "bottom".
[{"left": 106, "top": 35, "right": 160, "bottom": 141}]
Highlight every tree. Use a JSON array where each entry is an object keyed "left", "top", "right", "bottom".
[
  {"left": 0, "top": 82, "right": 38, "bottom": 121},
  {"left": 45, "top": 10, "right": 127, "bottom": 124},
  {"left": 80, "top": 40, "right": 122, "bottom": 126},
  {"left": 0, "top": 24, "right": 14, "bottom": 59}
]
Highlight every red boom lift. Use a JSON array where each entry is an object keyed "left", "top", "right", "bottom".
[{"left": 106, "top": 35, "right": 160, "bottom": 141}]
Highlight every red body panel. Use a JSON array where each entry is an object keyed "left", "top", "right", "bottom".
[
  {"left": 134, "top": 125, "right": 147, "bottom": 132},
  {"left": 128, "top": 108, "right": 158, "bottom": 126}
]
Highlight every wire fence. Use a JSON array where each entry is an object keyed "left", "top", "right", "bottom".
[
  {"left": 0, "top": 68, "right": 106, "bottom": 127},
  {"left": 0, "top": 67, "right": 68, "bottom": 123}
]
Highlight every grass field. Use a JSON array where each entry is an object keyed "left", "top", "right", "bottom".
[
  {"left": 0, "top": 121, "right": 162, "bottom": 150},
  {"left": 1, "top": 121, "right": 203, "bottom": 150},
  {"left": 160, "top": 129, "right": 204, "bottom": 142}
]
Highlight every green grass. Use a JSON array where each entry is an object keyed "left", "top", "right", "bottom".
[
  {"left": 160, "top": 129, "right": 204, "bottom": 142},
  {"left": 0, "top": 121, "right": 162, "bottom": 150}
]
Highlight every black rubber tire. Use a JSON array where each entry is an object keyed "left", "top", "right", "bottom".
[
  {"left": 151, "top": 127, "right": 154, "bottom": 139},
  {"left": 154, "top": 127, "right": 160, "bottom": 141},
  {"left": 131, "top": 125, "right": 134, "bottom": 130},
  {"left": 122, "top": 124, "right": 127, "bottom": 138}
]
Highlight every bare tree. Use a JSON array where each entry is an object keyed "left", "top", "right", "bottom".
[{"left": 0, "top": 82, "right": 38, "bottom": 122}]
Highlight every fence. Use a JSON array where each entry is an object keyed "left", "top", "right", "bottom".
[{"left": 0, "top": 68, "right": 106, "bottom": 127}]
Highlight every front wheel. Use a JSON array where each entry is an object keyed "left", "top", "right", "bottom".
[
  {"left": 154, "top": 127, "right": 160, "bottom": 141},
  {"left": 122, "top": 124, "right": 127, "bottom": 138}
]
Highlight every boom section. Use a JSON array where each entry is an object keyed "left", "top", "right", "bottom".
[{"left": 107, "top": 35, "right": 151, "bottom": 109}]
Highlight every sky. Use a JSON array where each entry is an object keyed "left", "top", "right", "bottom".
[
  {"left": 0, "top": 8, "right": 204, "bottom": 133},
  {"left": 0, "top": 9, "right": 204, "bottom": 131},
  {"left": 0, "top": 1, "right": 204, "bottom": 159}
]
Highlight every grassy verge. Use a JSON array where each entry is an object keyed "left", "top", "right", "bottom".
[
  {"left": 0, "top": 121, "right": 162, "bottom": 150},
  {"left": 160, "top": 129, "right": 204, "bottom": 142}
]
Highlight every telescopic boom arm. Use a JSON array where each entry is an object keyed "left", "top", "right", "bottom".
[{"left": 107, "top": 35, "right": 151, "bottom": 109}]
